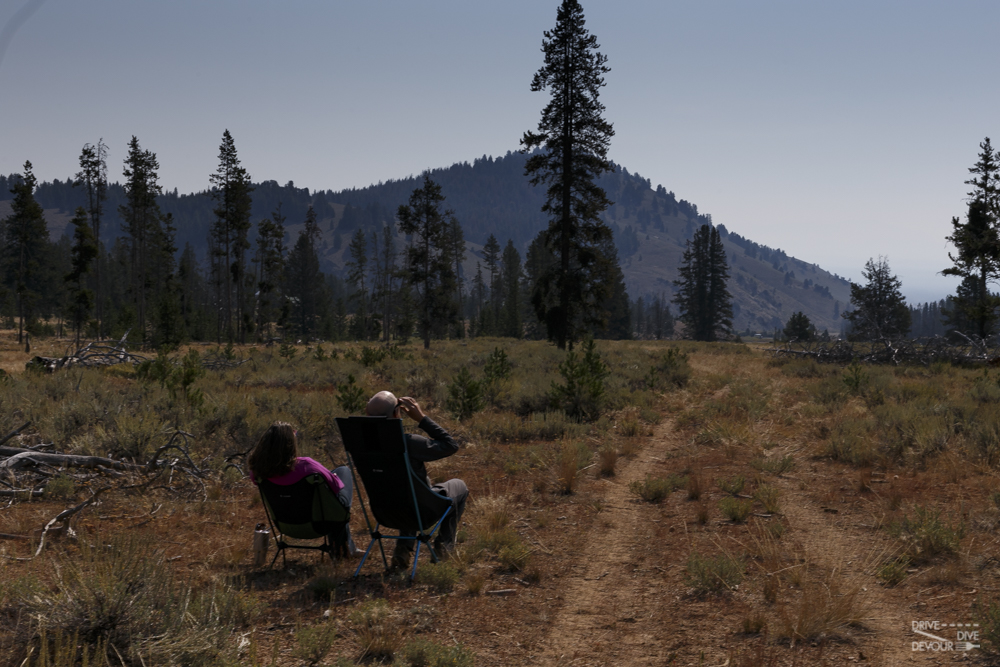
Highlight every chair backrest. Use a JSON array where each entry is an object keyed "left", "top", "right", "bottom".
[
  {"left": 258, "top": 473, "right": 349, "bottom": 540},
  {"left": 336, "top": 416, "right": 452, "bottom": 533}
]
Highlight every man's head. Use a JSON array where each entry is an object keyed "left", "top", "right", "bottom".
[{"left": 366, "top": 391, "right": 398, "bottom": 417}]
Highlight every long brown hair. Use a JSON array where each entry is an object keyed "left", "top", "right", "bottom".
[{"left": 247, "top": 422, "right": 298, "bottom": 480}]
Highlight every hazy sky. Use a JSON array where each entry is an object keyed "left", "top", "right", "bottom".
[{"left": 2, "top": 0, "right": 996, "bottom": 302}]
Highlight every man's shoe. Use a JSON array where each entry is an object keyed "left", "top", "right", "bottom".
[
  {"left": 433, "top": 538, "right": 455, "bottom": 561},
  {"left": 390, "top": 549, "right": 411, "bottom": 571}
]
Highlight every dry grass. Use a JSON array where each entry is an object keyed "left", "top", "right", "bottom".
[
  {"left": 597, "top": 443, "right": 618, "bottom": 476},
  {"left": 5, "top": 336, "right": 1000, "bottom": 664}
]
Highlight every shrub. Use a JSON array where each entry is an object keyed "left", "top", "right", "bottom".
[
  {"left": 687, "top": 473, "right": 703, "bottom": 500},
  {"left": 889, "top": 505, "right": 963, "bottom": 563},
  {"left": 877, "top": 556, "right": 910, "bottom": 587},
  {"left": 556, "top": 440, "right": 589, "bottom": 494},
  {"left": 349, "top": 599, "right": 401, "bottom": 663},
  {"left": 279, "top": 342, "right": 297, "bottom": 360},
  {"left": 22, "top": 533, "right": 261, "bottom": 666},
  {"left": 717, "top": 475, "right": 746, "bottom": 496},
  {"left": 842, "top": 360, "right": 868, "bottom": 394},
  {"left": 775, "top": 576, "right": 867, "bottom": 643},
  {"left": 629, "top": 474, "right": 685, "bottom": 503},
  {"left": 337, "top": 374, "right": 367, "bottom": 414},
  {"left": 645, "top": 347, "right": 692, "bottom": 389},
  {"left": 446, "top": 366, "right": 484, "bottom": 421},
  {"left": 400, "top": 637, "right": 475, "bottom": 667},
  {"left": 719, "top": 497, "right": 754, "bottom": 523},
  {"left": 976, "top": 595, "right": 1000, "bottom": 655},
  {"left": 550, "top": 339, "right": 608, "bottom": 422},
  {"left": 753, "top": 484, "right": 781, "bottom": 514},
  {"left": 598, "top": 443, "right": 617, "bottom": 476},
  {"left": 359, "top": 346, "right": 385, "bottom": 366},
  {"left": 415, "top": 562, "right": 460, "bottom": 593},
  {"left": 685, "top": 552, "right": 744, "bottom": 593},
  {"left": 293, "top": 622, "right": 338, "bottom": 666},
  {"left": 750, "top": 454, "right": 795, "bottom": 475},
  {"left": 498, "top": 542, "right": 532, "bottom": 572},
  {"left": 482, "top": 347, "right": 513, "bottom": 405},
  {"left": 44, "top": 474, "right": 76, "bottom": 500}
]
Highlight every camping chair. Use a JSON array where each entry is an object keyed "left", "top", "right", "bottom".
[
  {"left": 256, "top": 474, "right": 351, "bottom": 568},
  {"left": 335, "top": 416, "right": 453, "bottom": 581}
]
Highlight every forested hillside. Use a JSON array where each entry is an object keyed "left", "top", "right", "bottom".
[{"left": 0, "top": 151, "right": 853, "bottom": 335}]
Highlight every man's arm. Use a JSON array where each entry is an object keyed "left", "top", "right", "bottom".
[{"left": 398, "top": 397, "right": 458, "bottom": 462}]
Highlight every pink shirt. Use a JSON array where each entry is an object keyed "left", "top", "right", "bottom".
[{"left": 252, "top": 457, "right": 345, "bottom": 495}]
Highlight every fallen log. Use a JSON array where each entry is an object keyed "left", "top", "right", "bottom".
[
  {"left": 0, "top": 489, "right": 43, "bottom": 497},
  {"left": 0, "top": 452, "right": 144, "bottom": 472}
]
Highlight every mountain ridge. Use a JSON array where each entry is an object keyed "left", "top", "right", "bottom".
[{"left": 0, "top": 151, "right": 852, "bottom": 335}]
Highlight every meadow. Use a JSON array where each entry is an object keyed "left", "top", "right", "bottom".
[{"left": 0, "top": 334, "right": 998, "bottom": 666}]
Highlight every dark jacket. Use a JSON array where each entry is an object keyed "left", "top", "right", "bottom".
[{"left": 404, "top": 416, "right": 458, "bottom": 486}]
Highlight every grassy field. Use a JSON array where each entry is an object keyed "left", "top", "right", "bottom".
[{"left": 0, "top": 334, "right": 998, "bottom": 666}]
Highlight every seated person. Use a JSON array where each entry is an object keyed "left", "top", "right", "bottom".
[
  {"left": 365, "top": 391, "right": 468, "bottom": 568},
  {"left": 247, "top": 421, "right": 361, "bottom": 558}
]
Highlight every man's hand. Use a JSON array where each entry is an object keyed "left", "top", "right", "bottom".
[{"left": 397, "top": 396, "right": 426, "bottom": 422}]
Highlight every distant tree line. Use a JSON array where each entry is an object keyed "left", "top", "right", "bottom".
[{"left": 0, "top": 129, "right": 635, "bottom": 348}]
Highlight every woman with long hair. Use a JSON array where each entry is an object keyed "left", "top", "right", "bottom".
[{"left": 248, "top": 422, "right": 361, "bottom": 557}]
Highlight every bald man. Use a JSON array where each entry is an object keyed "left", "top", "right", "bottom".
[{"left": 366, "top": 391, "right": 469, "bottom": 569}]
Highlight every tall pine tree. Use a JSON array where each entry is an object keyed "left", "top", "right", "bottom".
[
  {"left": 942, "top": 139, "right": 1000, "bottom": 338},
  {"left": 2, "top": 161, "right": 50, "bottom": 343},
  {"left": 397, "top": 176, "right": 460, "bottom": 349},
  {"left": 520, "top": 0, "right": 618, "bottom": 349},
  {"left": 74, "top": 139, "right": 108, "bottom": 338},
  {"left": 64, "top": 207, "right": 98, "bottom": 346},
  {"left": 208, "top": 129, "right": 254, "bottom": 343}
]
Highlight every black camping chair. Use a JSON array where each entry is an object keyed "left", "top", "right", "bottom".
[
  {"left": 336, "top": 416, "right": 453, "bottom": 580},
  {"left": 256, "top": 473, "right": 351, "bottom": 568}
]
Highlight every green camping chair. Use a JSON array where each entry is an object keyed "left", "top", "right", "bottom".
[{"left": 256, "top": 473, "right": 351, "bottom": 567}]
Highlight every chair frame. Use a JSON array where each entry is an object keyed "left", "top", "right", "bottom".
[
  {"left": 256, "top": 473, "right": 349, "bottom": 568},
  {"left": 337, "top": 416, "right": 453, "bottom": 581}
]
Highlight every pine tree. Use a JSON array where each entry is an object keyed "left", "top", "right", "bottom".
[
  {"left": 253, "top": 204, "right": 286, "bottom": 342},
  {"left": 120, "top": 137, "right": 175, "bottom": 345},
  {"left": 371, "top": 225, "right": 399, "bottom": 342},
  {"left": 499, "top": 240, "right": 523, "bottom": 338},
  {"left": 74, "top": 139, "right": 108, "bottom": 338},
  {"left": 64, "top": 207, "right": 98, "bottom": 346},
  {"left": 520, "top": 0, "right": 618, "bottom": 349},
  {"left": 783, "top": 312, "right": 815, "bottom": 342},
  {"left": 2, "top": 161, "right": 50, "bottom": 343},
  {"left": 208, "top": 129, "right": 254, "bottom": 343},
  {"left": 346, "top": 228, "right": 370, "bottom": 340},
  {"left": 449, "top": 217, "right": 466, "bottom": 339},
  {"left": 672, "top": 224, "right": 733, "bottom": 341},
  {"left": 397, "top": 176, "right": 460, "bottom": 349},
  {"left": 285, "top": 206, "right": 324, "bottom": 338},
  {"left": 482, "top": 233, "right": 501, "bottom": 334},
  {"left": 842, "top": 257, "right": 911, "bottom": 341},
  {"left": 942, "top": 140, "right": 1000, "bottom": 338}
]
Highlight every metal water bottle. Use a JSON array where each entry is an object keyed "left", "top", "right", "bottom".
[{"left": 253, "top": 522, "right": 270, "bottom": 567}]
